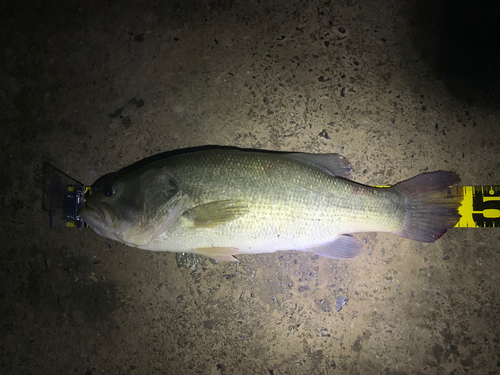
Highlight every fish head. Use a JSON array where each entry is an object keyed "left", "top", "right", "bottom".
[{"left": 81, "top": 167, "right": 186, "bottom": 247}]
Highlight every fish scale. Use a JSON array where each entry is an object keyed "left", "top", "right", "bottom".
[
  {"left": 136, "top": 152, "right": 407, "bottom": 250},
  {"left": 81, "top": 149, "right": 462, "bottom": 260}
]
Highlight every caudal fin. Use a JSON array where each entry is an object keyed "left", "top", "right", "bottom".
[{"left": 392, "top": 171, "right": 462, "bottom": 242}]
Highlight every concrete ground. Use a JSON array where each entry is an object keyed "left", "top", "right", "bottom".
[{"left": 1, "top": 0, "right": 499, "bottom": 374}]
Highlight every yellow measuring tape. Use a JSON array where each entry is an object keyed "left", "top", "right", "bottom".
[{"left": 454, "top": 186, "right": 500, "bottom": 228}]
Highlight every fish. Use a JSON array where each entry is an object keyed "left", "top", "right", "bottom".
[{"left": 81, "top": 149, "right": 463, "bottom": 261}]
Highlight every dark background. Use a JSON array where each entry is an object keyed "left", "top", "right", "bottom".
[{"left": 1, "top": 1, "right": 499, "bottom": 374}]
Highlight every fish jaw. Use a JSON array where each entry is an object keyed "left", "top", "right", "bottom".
[{"left": 81, "top": 205, "right": 130, "bottom": 244}]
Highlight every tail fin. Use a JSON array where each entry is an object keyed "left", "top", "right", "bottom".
[{"left": 392, "top": 171, "right": 463, "bottom": 242}]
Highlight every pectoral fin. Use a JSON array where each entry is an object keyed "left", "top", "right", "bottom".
[
  {"left": 183, "top": 199, "right": 249, "bottom": 228},
  {"left": 195, "top": 247, "right": 240, "bottom": 262},
  {"left": 307, "top": 235, "right": 363, "bottom": 259}
]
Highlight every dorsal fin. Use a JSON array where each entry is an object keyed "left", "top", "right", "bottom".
[{"left": 287, "top": 153, "right": 353, "bottom": 179}]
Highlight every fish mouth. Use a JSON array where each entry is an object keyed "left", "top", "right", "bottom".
[
  {"left": 81, "top": 203, "right": 105, "bottom": 228},
  {"left": 82, "top": 199, "right": 116, "bottom": 222},
  {"left": 81, "top": 201, "right": 127, "bottom": 243},
  {"left": 81, "top": 205, "right": 118, "bottom": 242},
  {"left": 81, "top": 198, "right": 113, "bottom": 227}
]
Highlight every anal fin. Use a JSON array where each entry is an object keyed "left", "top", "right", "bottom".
[{"left": 307, "top": 235, "right": 363, "bottom": 259}]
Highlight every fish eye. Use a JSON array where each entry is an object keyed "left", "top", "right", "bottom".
[{"left": 103, "top": 184, "right": 116, "bottom": 197}]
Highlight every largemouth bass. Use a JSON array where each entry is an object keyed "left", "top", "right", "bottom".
[{"left": 81, "top": 149, "right": 462, "bottom": 261}]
